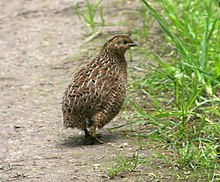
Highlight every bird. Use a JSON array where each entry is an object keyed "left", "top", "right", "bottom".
[{"left": 62, "top": 35, "right": 137, "bottom": 144}]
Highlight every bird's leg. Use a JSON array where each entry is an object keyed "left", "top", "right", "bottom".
[
  {"left": 84, "top": 124, "right": 104, "bottom": 145},
  {"left": 84, "top": 128, "right": 91, "bottom": 139},
  {"left": 91, "top": 124, "right": 104, "bottom": 143}
]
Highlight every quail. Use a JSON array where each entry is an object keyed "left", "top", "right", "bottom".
[{"left": 62, "top": 35, "right": 137, "bottom": 144}]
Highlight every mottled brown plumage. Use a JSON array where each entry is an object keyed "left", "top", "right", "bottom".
[{"left": 62, "top": 35, "right": 137, "bottom": 144}]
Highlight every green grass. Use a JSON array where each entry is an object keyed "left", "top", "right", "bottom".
[
  {"left": 127, "top": 0, "right": 220, "bottom": 180},
  {"left": 73, "top": 0, "right": 105, "bottom": 35},
  {"left": 107, "top": 149, "right": 143, "bottom": 179},
  {"left": 74, "top": 0, "right": 220, "bottom": 180}
]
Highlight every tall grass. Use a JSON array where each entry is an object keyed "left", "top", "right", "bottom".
[
  {"left": 129, "top": 0, "right": 220, "bottom": 180},
  {"left": 74, "top": 0, "right": 220, "bottom": 180},
  {"left": 73, "top": 0, "right": 105, "bottom": 34}
]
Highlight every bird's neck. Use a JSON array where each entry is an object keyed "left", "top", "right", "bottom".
[
  {"left": 99, "top": 49, "right": 127, "bottom": 77},
  {"left": 99, "top": 49, "right": 126, "bottom": 63}
]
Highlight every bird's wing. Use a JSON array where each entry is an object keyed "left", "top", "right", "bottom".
[{"left": 63, "top": 56, "right": 121, "bottom": 114}]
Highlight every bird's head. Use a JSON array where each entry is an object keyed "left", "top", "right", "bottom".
[{"left": 103, "top": 35, "right": 138, "bottom": 54}]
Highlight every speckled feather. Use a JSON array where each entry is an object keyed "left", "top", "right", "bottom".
[{"left": 62, "top": 35, "right": 136, "bottom": 140}]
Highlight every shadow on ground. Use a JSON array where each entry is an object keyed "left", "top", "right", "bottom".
[{"left": 57, "top": 129, "right": 127, "bottom": 147}]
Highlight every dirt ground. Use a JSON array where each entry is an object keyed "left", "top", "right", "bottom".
[{"left": 0, "top": 0, "right": 152, "bottom": 181}]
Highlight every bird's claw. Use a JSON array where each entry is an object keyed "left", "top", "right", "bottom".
[{"left": 84, "top": 135, "right": 104, "bottom": 145}]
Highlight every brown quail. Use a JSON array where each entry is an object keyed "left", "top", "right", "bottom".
[{"left": 62, "top": 35, "right": 137, "bottom": 144}]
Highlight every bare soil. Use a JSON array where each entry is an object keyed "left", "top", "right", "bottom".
[
  {"left": 0, "top": 1, "right": 173, "bottom": 181},
  {"left": 0, "top": 0, "right": 138, "bottom": 182}
]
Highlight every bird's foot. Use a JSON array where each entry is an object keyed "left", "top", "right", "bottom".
[
  {"left": 84, "top": 129, "right": 91, "bottom": 139},
  {"left": 84, "top": 135, "right": 104, "bottom": 145},
  {"left": 84, "top": 129, "right": 101, "bottom": 139}
]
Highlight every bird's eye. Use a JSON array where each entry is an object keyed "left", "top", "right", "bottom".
[{"left": 123, "top": 40, "right": 128, "bottom": 44}]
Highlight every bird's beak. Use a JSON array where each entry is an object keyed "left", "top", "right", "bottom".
[{"left": 128, "top": 42, "right": 138, "bottom": 47}]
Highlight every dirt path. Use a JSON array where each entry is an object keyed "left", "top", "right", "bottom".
[{"left": 0, "top": 1, "right": 146, "bottom": 181}]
